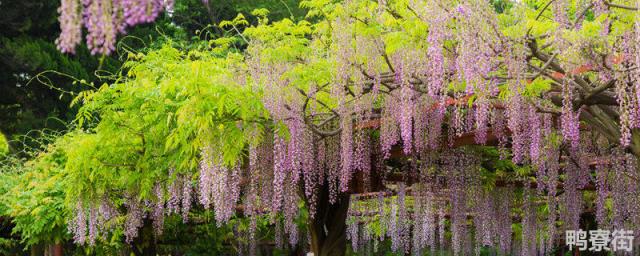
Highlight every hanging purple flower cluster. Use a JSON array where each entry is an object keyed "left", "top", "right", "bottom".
[
  {"left": 388, "top": 198, "right": 401, "bottom": 252},
  {"left": 342, "top": 152, "right": 531, "bottom": 256},
  {"left": 595, "top": 163, "right": 609, "bottom": 228},
  {"left": 610, "top": 151, "right": 640, "bottom": 233},
  {"left": 495, "top": 189, "right": 512, "bottom": 254},
  {"left": 198, "top": 148, "right": 241, "bottom": 225},
  {"left": 56, "top": 0, "right": 169, "bottom": 55},
  {"left": 545, "top": 147, "right": 560, "bottom": 253},
  {"left": 82, "top": 0, "right": 118, "bottom": 55},
  {"left": 57, "top": 0, "right": 83, "bottom": 53},
  {"left": 151, "top": 183, "right": 165, "bottom": 236},
  {"left": 347, "top": 196, "right": 360, "bottom": 252},
  {"left": 69, "top": 199, "right": 119, "bottom": 245},
  {"left": 505, "top": 47, "right": 533, "bottom": 165},
  {"left": 425, "top": 12, "right": 446, "bottom": 99},
  {"left": 381, "top": 99, "right": 400, "bottom": 159},
  {"left": 123, "top": 197, "right": 146, "bottom": 243},
  {"left": 410, "top": 185, "right": 437, "bottom": 255},
  {"left": 614, "top": 31, "right": 640, "bottom": 147},
  {"left": 521, "top": 186, "right": 538, "bottom": 256},
  {"left": 166, "top": 171, "right": 192, "bottom": 221},
  {"left": 561, "top": 80, "right": 581, "bottom": 150},
  {"left": 69, "top": 202, "right": 87, "bottom": 244},
  {"left": 340, "top": 113, "right": 354, "bottom": 192},
  {"left": 447, "top": 155, "right": 471, "bottom": 256},
  {"left": 121, "top": 0, "right": 164, "bottom": 25},
  {"left": 553, "top": 0, "right": 569, "bottom": 29}
]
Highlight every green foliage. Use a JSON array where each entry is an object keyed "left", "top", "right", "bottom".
[
  {"left": 244, "top": 18, "right": 313, "bottom": 62},
  {"left": 220, "top": 13, "right": 251, "bottom": 28},
  {"left": 0, "top": 141, "right": 69, "bottom": 247},
  {"left": 524, "top": 77, "right": 552, "bottom": 97},
  {"left": 0, "top": 35, "right": 99, "bottom": 140},
  {"left": 0, "top": 134, "right": 7, "bottom": 156},
  {"left": 158, "top": 212, "right": 233, "bottom": 255},
  {"left": 1, "top": 37, "right": 92, "bottom": 80},
  {"left": 65, "top": 44, "right": 269, "bottom": 204}
]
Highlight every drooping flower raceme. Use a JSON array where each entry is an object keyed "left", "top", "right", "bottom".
[
  {"left": 56, "top": 0, "right": 168, "bottom": 55},
  {"left": 56, "top": 0, "right": 83, "bottom": 53}
]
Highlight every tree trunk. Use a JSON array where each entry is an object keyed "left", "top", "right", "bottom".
[
  {"left": 42, "top": 244, "right": 63, "bottom": 256},
  {"left": 132, "top": 218, "right": 157, "bottom": 256},
  {"left": 52, "top": 243, "right": 63, "bottom": 256},
  {"left": 30, "top": 243, "right": 43, "bottom": 256},
  {"left": 582, "top": 105, "right": 640, "bottom": 157},
  {"left": 307, "top": 183, "right": 350, "bottom": 256}
]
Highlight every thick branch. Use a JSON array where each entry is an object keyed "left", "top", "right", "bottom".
[
  {"left": 605, "top": 1, "right": 639, "bottom": 10},
  {"left": 576, "top": 79, "right": 616, "bottom": 107}
]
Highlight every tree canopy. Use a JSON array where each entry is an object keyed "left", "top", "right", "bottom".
[{"left": 2, "top": 0, "right": 640, "bottom": 255}]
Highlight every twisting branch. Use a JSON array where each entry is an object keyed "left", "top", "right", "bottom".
[
  {"left": 526, "top": 0, "right": 555, "bottom": 36},
  {"left": 99, "top": 160, "right": 135, "bottom": 168},
  {"left": 581, "top": 110, "right": 619, "bottom": 142},
  {"left": 535, "top": 0, "right": 555, "bottom": 21},
  {"left": 405, "top": 5, "right": 426, "bottom": 24},
  {"left": 605, "top": 1, "right": 639, "bottom": 10},
  {"left": 527, "top": 40, "right": 565, "bottom": 74},
  {"left": 381, "top": 52, "right": 396, "bottom": 74},
  {"left": 531, "top": 52, "right": 559, "bottom": 80},
  {"left": 295, "top": 87, "right": 340, "bottom": 117},
  {"left": 356, "top": 64, "right": 432, "bottom": 96},
  {"left": 532, "top": 98, "right": 562, "bottom": 115},
  {"left": 300, "top": 96, "right": 341, "bottom": 137},
  {"left": 527, "top": 63, "right": 564, "bottom": 88},
  {"left": 297, "top": 87, "right": 342, "bottom": 137},
  {"left": 588, "top": 106, "right": 621, "bottom": 139},
  {"left": 356, "top": 65, "right": 398, "bottom": 92},
  {"left": 316, "top": 113, "right": 339, "bottom": 128},
  {"left": 527, "top": 38, "right": 593, "bottom": 91},
  {"left": 575, "top": 79, "right": 616, "bottom": 107},
  {"left": 384, "top": 6, "right": 404, "bottom": 20}
]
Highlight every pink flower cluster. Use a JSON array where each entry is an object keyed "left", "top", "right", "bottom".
[{"left": 57, "top": 0, "right": 169, "bottom": 55}]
